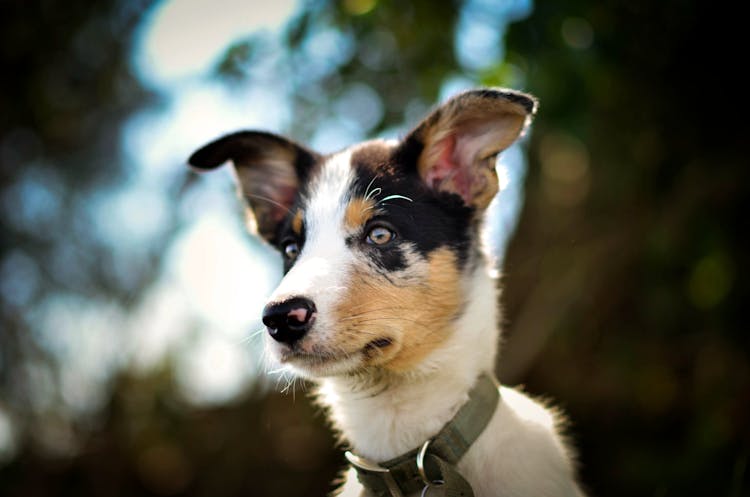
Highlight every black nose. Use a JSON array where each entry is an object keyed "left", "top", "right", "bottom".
[{"left": 262, "top": 297, "right": 317, "bottom": 344}]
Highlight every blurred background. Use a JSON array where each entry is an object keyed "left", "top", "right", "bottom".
[{"left": 0, "top": 0, "right": 747, "bottom": 496}]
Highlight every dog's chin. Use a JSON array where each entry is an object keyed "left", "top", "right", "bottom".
[
  {"left": 271, "top": 339, "right": 396, "bottom": 378},
  {"left": 282, "top": 352, "right": 364, "bottom": 378}
]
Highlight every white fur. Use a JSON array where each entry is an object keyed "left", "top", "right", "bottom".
[
  {"left": 327, "top": 264, "right": 585, "bottom": 497},
  {"left": 266, "top": 151, "right": 360, "bottom": 374},
  {"left": 264, "top": 148, "right": 585, "bottom": 497}
]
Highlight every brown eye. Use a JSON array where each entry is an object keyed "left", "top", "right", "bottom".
[
  {"left": 366, "top": 226, "right": 395, "bottom": 245},
  {"left": 283, "top": 241, "right": 300, "bottom": 260}
]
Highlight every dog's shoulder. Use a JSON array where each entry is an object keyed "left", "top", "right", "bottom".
[{"left": 461, "top": 386, "right": 584, "bottom": 496}]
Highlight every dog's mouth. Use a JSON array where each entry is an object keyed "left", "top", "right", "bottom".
[
  {"left": 277, "top": 337, "right": 395, "bottom": 376},
  {"left": 363, "top": 337, "right": 393, "bottom": 354}
]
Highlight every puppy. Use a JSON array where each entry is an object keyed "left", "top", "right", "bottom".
[{"left": 189, "top": 88, "right": 585, "bottom": 497}]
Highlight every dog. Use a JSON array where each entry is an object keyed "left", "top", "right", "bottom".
[{"left": 188, "top": 88, "right": 585, "bottom": 497}]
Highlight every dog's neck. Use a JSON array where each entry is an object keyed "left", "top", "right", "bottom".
[{"left": 316, "top": 264, "right": 500, "bottom": 462}]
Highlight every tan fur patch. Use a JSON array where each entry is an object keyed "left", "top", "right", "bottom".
[
  {"left": 344, "top": 197, "right": 377, "bottom": 231},
  {"left": 331, "top": 247, "right": 462, "bottom": 372},
  {"left": 291, "top": 208, "right": 304, "bottom": 235}
]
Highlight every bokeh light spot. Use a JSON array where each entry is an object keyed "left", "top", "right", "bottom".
[
  {"left": 561, "top": 17, "right": 594, "bottom": 50},
  {"left": 343, "top": 0, "right": 377, "bottom": 15},
  {"left": 133, "top": 0, "right": 296, "bottom": 89},
  {"left": 687, "top": 252, "right": 733, "bottom": 309},
  {"left": 539, "top": 132, "right": 591, "bottom": 207}
]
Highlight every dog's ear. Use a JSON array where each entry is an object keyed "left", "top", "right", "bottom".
[
  {"left": 188, "top": 131, "right": 320, "bottom": 243},
  {"left": 398, "top": 88, "right": 537, "bottom": 210}
]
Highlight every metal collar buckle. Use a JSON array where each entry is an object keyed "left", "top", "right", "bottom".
[
  {"left": 416, "top": 440, "right": 444, "bottom": 496},
  {"left": 345, "top": 451, "right": 405, "bottom": 497},
  {"left": 415, "top": 439, "right": 433, "bottom": 486}
]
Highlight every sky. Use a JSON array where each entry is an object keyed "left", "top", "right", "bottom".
[{"left": 124, "top": 0, "right": 300, "bottom": 403}]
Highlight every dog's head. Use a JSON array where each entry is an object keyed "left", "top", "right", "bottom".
[{"left": 189, "top": 88, "right": 536, "bottom": 377}]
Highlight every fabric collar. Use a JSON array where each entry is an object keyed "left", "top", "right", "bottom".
[{"left": 345, "top": 373, "right": 500, "bottom": 497}]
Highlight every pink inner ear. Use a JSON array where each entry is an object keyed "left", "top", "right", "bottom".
[
  {"left": 423, "top": 134, "right": 475, "bottom": 204},
  {"left": 265, "top": 183, "right": 297, "bottom": 224}
]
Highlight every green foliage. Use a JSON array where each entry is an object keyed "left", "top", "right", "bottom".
[
  {"left": 503, "top": 1, "right": 749, "bottom": 495},
  {"left": 0, "top": 0, "right": 747, "bottom": 496}
]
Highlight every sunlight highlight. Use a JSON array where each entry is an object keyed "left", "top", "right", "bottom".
[
  {"left": 168, "top": 213, "right": 279, "bottom": 332},
  {"left": 175, "top": 333, "right": 255, "bottom": 405},
  {"left": 0, "top": 408, "right": 17, "bottom": 464},
  {"left": 134, "top": 0, "right": 297, "bottom": 89}
]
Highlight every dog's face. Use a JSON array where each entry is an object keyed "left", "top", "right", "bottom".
[{"left": 189, "top": 89, "right": 536, "bottom": 377}]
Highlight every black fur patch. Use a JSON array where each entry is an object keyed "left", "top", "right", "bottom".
[
  {"left": 275, "top": 201, "right": 307, "bottom": 274},
  {"left": 349, "top": 146, "right": 475, "bottom": 270},
  {"left": 346, "top": 222, "right": 409, "bottom": 272},
  {"left": 471, "top": 88, "right": 537, "bottom": 114},
  {"left": 272, "top": 141, "right": 476, "bottom": 275}
]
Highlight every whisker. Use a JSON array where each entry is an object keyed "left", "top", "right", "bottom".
[
  {"left": 339, "top": 307, "right": 400, "bottom": 318},
  {"left": 245, "top": 193, "right": 292, "bottom": 215},
  {"left": 363, "top": 176, "right": 378, "bottom": 200},
  {"left": 378, "top": 194, "right": 413, "bottom": 204},
  {"left": 238, "top": 327, "right": 267, "bottom": 345},
  {"left": 281, "top": 376, "right": 296, "bottom": 396},
  {"left": 344, "top": 318, "right": 433, "bottom": 332},
  {"left": 341, "top": 314, "right": 431, "bottom": 326}
]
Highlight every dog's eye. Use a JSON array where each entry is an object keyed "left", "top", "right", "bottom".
[
  {"left": 283, "top": 241, "right": 300, "bottom": 260},
  {"left": 366, "top": 226, "right": 395, "bottom": 246}
]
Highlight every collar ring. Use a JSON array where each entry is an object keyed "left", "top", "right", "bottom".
[{"left": 416, "top": 439, "right": 442, "bottom": 486}]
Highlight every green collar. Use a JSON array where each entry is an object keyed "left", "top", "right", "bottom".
[{"left": 345, "top": 373, "right": 500, "bottom": 497}]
